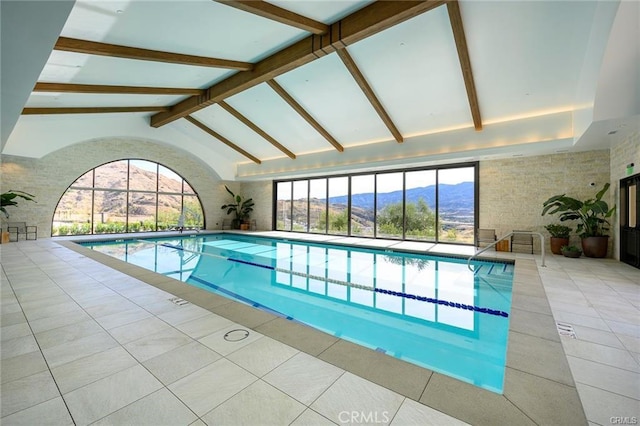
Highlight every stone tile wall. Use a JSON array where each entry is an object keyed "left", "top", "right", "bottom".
[{"left": 479, "top": 150, "right": 611, "bottom": 254}]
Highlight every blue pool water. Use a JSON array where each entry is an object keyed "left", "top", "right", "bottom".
[{"left": 82, "top": 233, "right": 514, "bottom": 393}]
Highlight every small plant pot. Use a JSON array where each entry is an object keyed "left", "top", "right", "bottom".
[
  {"left": 562, "top": 250, "right": 582, "bottom": 258},
  {"left": 550, "top": 237, "right": 570, "bottom": 255}
]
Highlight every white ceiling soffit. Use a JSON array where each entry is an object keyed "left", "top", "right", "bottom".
[{"left": 3, "top": 0, "right": 632, "bottom": 182}]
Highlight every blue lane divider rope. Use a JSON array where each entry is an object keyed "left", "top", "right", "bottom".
[{"left": 154, "top": 240, "right": 509, "bottom": 318}]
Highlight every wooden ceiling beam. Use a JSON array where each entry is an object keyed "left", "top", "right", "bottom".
[
  {"left": 446, "top": 1, "right": 482, "bottom": 131},
  {"left": 267, "top": 80, "right": 343, "bottom": 153},
  {"left": 151, "top": 0, "right": 447, "bottom": 127},
  {"left": 33, "top": 82, "right": 203, "bottom": 96},
  {"left": 215, "top": 0, "right": 329, "bottom": 35},
  {"left": 184, "top": 115, "right": 261, "bottom": 164},
  {"left": 54, "top": 37, "right": 253, "bottom": 71},
  {"left": 218, "top": 101, "right": 296, "bottom": 159},
  {"left": 22, "top": 106, "right": 169, "bottom": 115},
  {"left": 336, "top": 48, "right": 403, "bottom": 143}
]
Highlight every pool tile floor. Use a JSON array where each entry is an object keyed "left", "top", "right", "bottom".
[{"left": 1, "top": 233, "right": 639, "bottom": 425}]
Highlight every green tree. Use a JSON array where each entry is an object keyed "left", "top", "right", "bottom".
[
  {"left": 316, "top": 209, "right": 349, "bottom": 233},
  {"left": 377, "top": 198, "right": 438, "bottom": 238}
]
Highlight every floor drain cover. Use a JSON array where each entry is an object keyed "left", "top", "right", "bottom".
[
  {"left": 169, "top": 297, "right": 189, "bottom": 306},
  {"left": 556, "top": 322, "right": 576, "bottom": 338},
  {"left": 224, "top": 329, "right": 250, "bottom": 342}
]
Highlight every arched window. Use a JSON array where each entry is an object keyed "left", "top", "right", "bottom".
[{"left": 52, "top": 159, "right": 204, "bottom": 236}]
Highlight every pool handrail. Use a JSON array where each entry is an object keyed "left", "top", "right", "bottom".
[{"left": 467, "top": 231, "right": 546, "bottom": 271}]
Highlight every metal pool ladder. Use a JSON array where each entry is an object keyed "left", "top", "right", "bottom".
[{"left": 467, "top": 231, "right": 546, "bottom": 271}]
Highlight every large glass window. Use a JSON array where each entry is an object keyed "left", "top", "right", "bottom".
[
  {"left": 405, "top": 169, "right": 437, "bottom": 241},
  {"left": 309, "top": 178, "right": 327, "bottom": 233},
  {"left": 328, "top": 176, "right": 349, "bottom": 235},
  {"left": 276, "top": 181, "right": 292, "bottom": 231},
  {"left": 52, "top": 159, "right": 204, "bottom": 236},
  {"left": 292, "top": 180, "right": 309, "bottom": 232},
  {"left": 438, "top": 167, "right": 475, "bottom": 244},
  {"left": 351, "top": 174, "right": 374, "bottom": 237},
  {"left": 273, "top": 162, "right": 477, "bottom": 244},
  {"left": 376, "top": 172, "right": 404, "bottom": 239}
]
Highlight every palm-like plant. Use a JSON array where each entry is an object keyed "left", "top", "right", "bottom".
[
  {"left": 1, "top": 190, "right": 36, "bottom": 218},
  {"left": 541, "top": 183, "right": 615, "bottom": 238},
  {"left": 220, "top": 186, "right": 254, "bottom": 227}
]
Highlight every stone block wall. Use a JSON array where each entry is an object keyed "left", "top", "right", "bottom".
[
  {"left": 240, "top": 181, "right": 273, "bottom": 231},
  {"left": 479, "top": 150, "right": 611, "bottom": 254}
]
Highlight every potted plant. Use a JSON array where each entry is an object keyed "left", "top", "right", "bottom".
[
  {"left": 561, "top": 245, "right": 582, "bottom": 258},
  {"left": 1, "top": 190, "right": 36, "bottom": 243},
  {"left": 544, "top": 224, "right": 571, "bottom": 255},
  {"left": 541, "top": 183, "right": 615, "bottom": 258},
  {"left": 220, "top": 185, "right": 254, "bottom": 230}
]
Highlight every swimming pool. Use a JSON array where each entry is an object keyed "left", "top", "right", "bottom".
[{"left": 82, "top": 233, "right": 514, "bottom": 393}]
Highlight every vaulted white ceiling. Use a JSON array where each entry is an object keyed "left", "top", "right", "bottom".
[{"left": 2, "top": 0, "right": 638, "bottom": 181}]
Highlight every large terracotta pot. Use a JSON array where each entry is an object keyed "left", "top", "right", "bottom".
[
  {"left": 550, "top": 237, "right": 570, "bottom": 255},
  {"left": 581, "top": 236, "right": 609, "bottom": 258}
]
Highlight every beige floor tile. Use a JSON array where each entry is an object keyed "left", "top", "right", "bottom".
[
  {"left": 202, "top": 380, "right": 305, "bottom": 426},
  {"left": 606, "top": 319, "right": 640, "bottom": 338},
  {"left": 562, "top": 338, "right": 640, "bottom": 372},
  {"left": 0, "top": 396, "right": 74, "bottom": 426},
  {"left": 64, "top": 364, "right": 163, "bottom": 425},
  {"left": 1, "top": 370, "right": 60, "bottom": 417},
  {"left": 227, "top": 335, "right": 299, "bottom": 377},
  {"left": 28, "top": 309, "right": 92, "bottom": 334},
  {"left": 290, "top": 409, "right": 337, "bottom": 425},
  {"left": 263, "top": 352, "right": 344, "bottom": 406},
  {"left": 34, "top": 319, "right": 105, "bottom": 350},
  {"left": 108, "top": 316, "right": 172, "bottom": 344},
  {"left": 199, "top": 324, "right": 263, "bottom": 356},
  {"left": 570, "top": 324, "right": 627, "bottom": 349},
  {"left": 92, "top": 388, "right": 198, "bottom": 426},
  {"left": 22, "top": 301, "right": 84, "bottom": 322},
  {"left": 311, "top": 372, "right": 404, "bottom": 425},
  {"left": 0, "top": 311, "right": 28, "bottom": 327},
  {"left": 390, "top": 398, "right": 469, "bottom": 426},
  {"left": 1, "top": 350, "right": 48, "bottom": 384},
  {"left": 123, "top": 326, "right": 193, "bottom": 362},
  {"left": 157, "top": 303, "right": 210, "bottom": 326},
  {"left": 576, "top": 383, "right": 640, "bottom": 425},
  {"left": 0, "top": 322, "right": 32, "bottom": 342},
  {"left": 93, "top": 307, "right": 153, "bottom": 330},
  {"left": 1, "top": 335, "right": 39, "bottom": 360},
  {"left": 143, "top": 340, "right": 221, "bottom": 385},
  {"left": 168, "top": 358, "right": 257, "bottom": 416},
  {"left": 42, "top": 330, "right": 119, "bottom": 369},
  {"left": 51, "top": 346, "right": 138, "bottom": 394},
  {"left": 174, "top": 312, "right": 234, "bottom": 339},
  {"left": 567, "top": 356, "right": 640, "bottom": 399}
]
